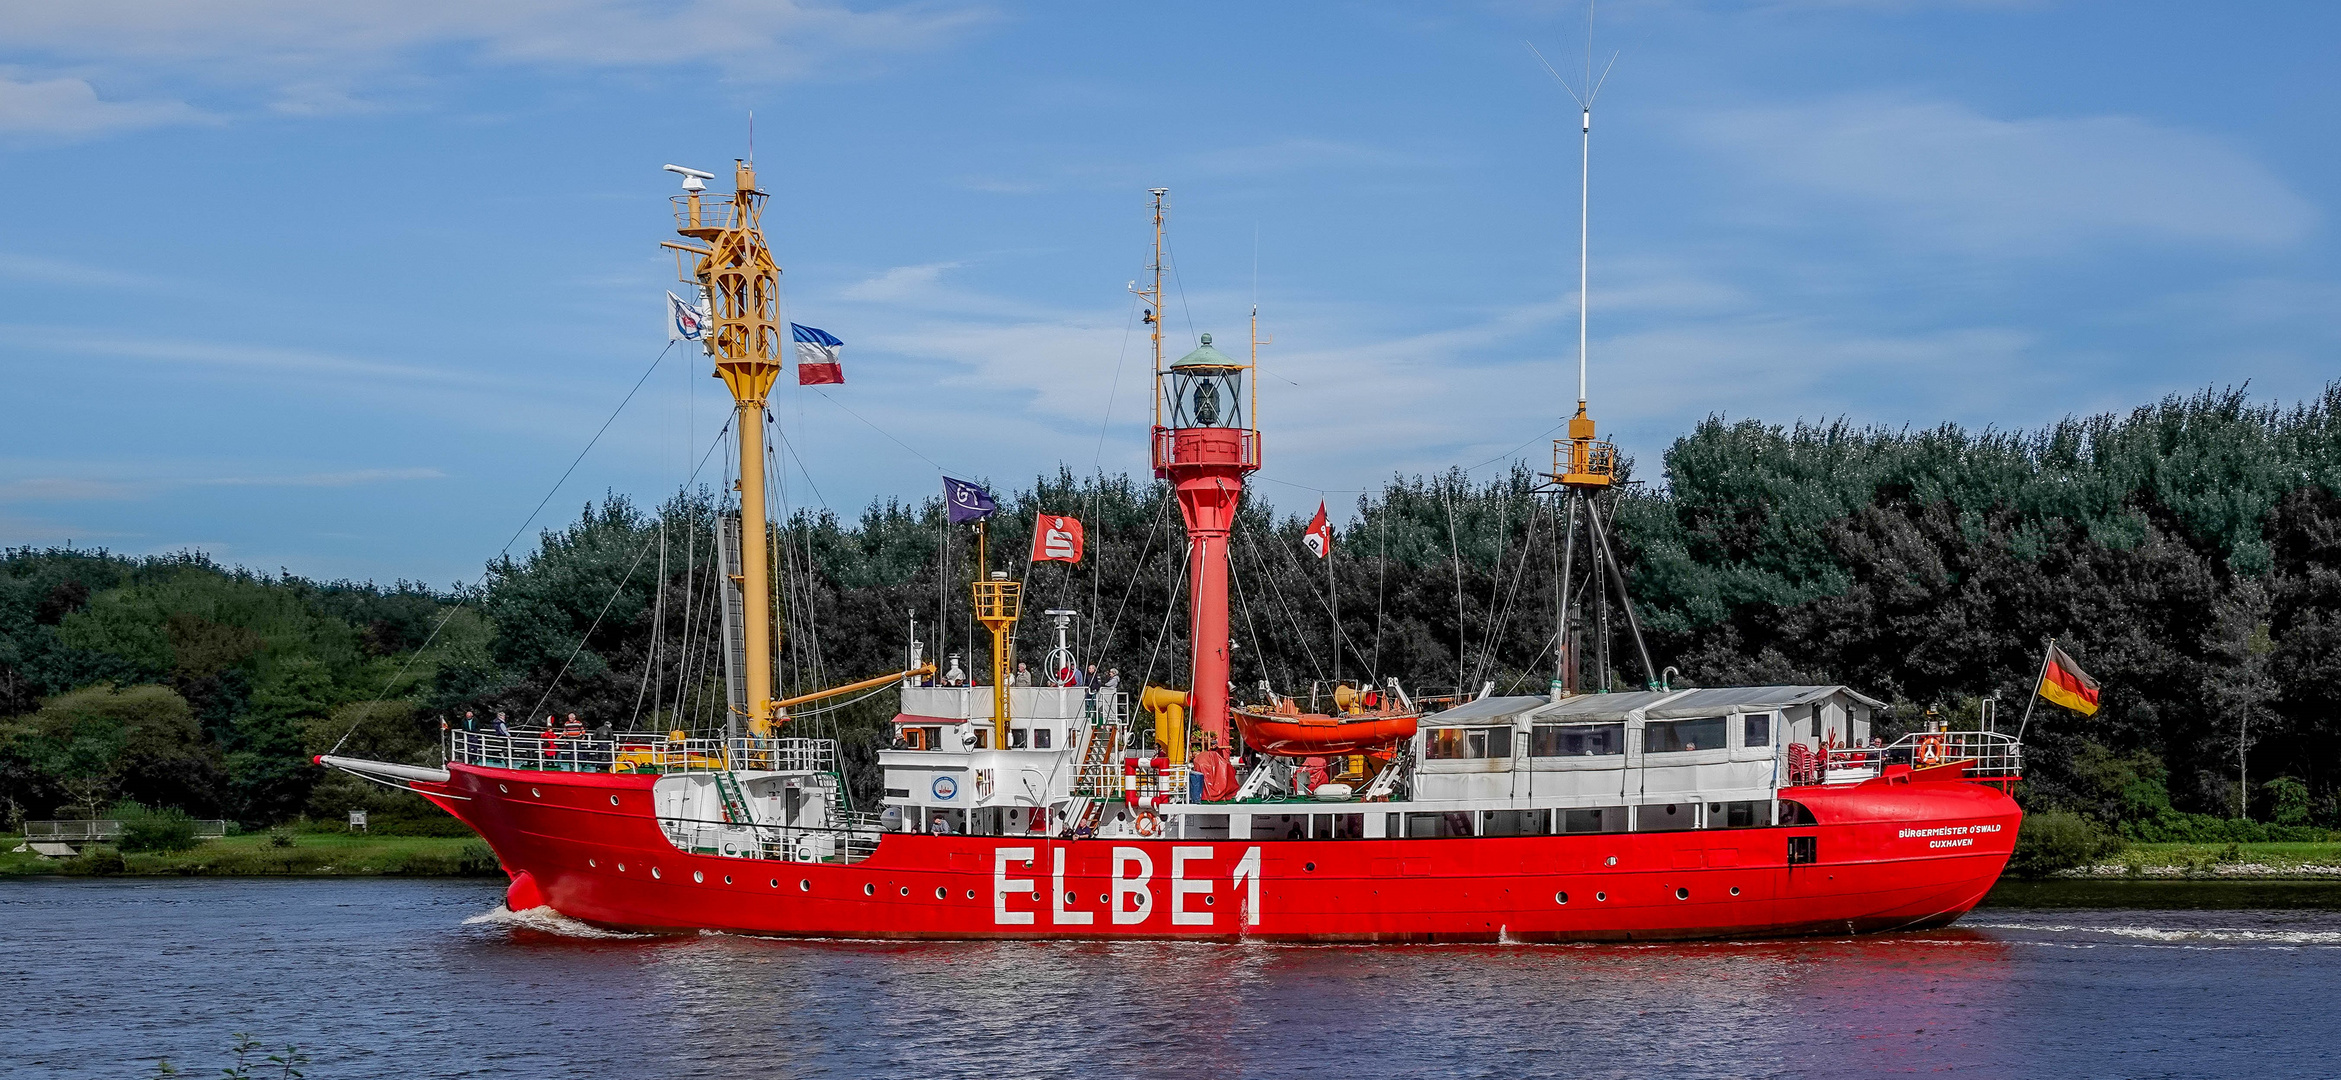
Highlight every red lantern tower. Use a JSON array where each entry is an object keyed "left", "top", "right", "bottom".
[{"left": 1137, "top": 190, "right": 1259, "bottom": 801}]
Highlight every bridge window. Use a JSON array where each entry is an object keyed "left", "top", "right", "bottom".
[
  {"left": 1484, "top": 809, "right": 1551, "bottom": 836},
  {"left": 1742, "top": 713, "right": 1773, "bottom": 748},
  {"left": 1532, "top": 723, "right": 1622, "bottom": 757},
  {"left": 1560, "top": 808, "right": 1621, "bottom": 834},
  {"left": 1705, "top": 800, "right": 1769, "bottom": 828},
  {"left": 1426, "top": 726, "right": 1513, "bottom": 760},
  {"left": 1405, "top": 812, "right": 1475, "bottom": 838},
  {"left": 1310, "top": 813, "right": 1364, "bottom": 839},
  {"left": 1034, "top": 728, "right": 1052, "bottom": 750},
  {"left": 1643, "top": 717, "right": 1727, "bottom": 754}
]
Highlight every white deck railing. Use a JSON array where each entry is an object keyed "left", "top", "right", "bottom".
[{"left": 446, "top": 731, "right": 840, "bottom": 776}]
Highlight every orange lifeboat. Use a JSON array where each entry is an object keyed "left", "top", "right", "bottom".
[{"left": 1233, "top": 686, "right": 1418, "bottom": 757}]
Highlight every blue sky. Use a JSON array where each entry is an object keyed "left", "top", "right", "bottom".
[{"left": 2, "top": 1, "right": 2335, "bottom": 587}]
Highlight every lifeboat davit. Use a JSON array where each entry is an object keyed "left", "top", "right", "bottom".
[{"left": 1233, "top": 686, "right": 1418, "bottom": 757}]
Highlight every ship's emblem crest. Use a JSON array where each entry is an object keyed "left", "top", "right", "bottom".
[{"left": 932, "top": 775, "right": 958, "bottom": 800}]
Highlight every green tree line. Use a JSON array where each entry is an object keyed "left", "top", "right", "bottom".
[{"left": 4, "top": 383, "right": 2336, "bottom": 839}]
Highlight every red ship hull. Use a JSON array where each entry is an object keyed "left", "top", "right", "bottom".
[{"left": 422, "top": 763, "right": 2019, "bottom": 942}]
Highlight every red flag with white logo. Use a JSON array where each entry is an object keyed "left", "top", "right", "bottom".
[
  {"left": 1303, "top": 502, "right": 1331, "bottom": 559},
  {"left": 1030, "top": 513, "right": 1085, "bottom": 564}
]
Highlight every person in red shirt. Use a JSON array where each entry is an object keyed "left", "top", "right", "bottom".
[{"left": 540, "top": 716, "right": 561, "bottom": 769}]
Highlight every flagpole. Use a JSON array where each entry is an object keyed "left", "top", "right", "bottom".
[
  {"left": 2015, "top": 636, "right": 2054, "bottom": 744},
  {"left": 1329, "top": 518, "right": 1339, "bottom": 687}
]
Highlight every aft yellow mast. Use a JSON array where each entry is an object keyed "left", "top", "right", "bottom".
[{"left": 667, "top": 160, "right": 784, "bottom": 732}]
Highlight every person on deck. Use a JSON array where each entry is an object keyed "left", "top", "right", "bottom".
[
  {"left": 1011, "top": 663, "right": 1032, "bottom": 687},
  {"left": 540, "top": 716, "right": 561, "bottom": 769},
  {"left": 929, "top": 815, "right": 953, "bottom": 836},
  {"left": 562, "top": 714, "right": 585, "bottom": 771}
]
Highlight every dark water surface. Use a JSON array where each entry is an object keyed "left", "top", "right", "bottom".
[{"left": 5, "top": 878, "right": 2338, "bottom": 1079}]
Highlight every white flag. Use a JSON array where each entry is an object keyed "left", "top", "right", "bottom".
[{"left": 667, "top": 291, "right": 711, "bottom": 342}]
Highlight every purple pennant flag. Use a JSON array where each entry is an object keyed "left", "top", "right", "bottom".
[{"left": 943, "top": 476, "right": 996, "bottom": 524}]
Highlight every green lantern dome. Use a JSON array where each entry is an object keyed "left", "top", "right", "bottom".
[{"left": 1172, "top": 333, "right": 1241, "bottom": 370}]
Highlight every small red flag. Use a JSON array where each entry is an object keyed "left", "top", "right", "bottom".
[
  {"left": 1030, "top": 513, "right": 1085, "bottom": 564},
  {"left": 1303, "top": 502, "right": 1331, "bottom": 559}
]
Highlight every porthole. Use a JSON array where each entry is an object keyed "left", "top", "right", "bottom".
[
  {"left": 531, "top": 788, "right": 541, "bottom": 798},
  {"left": 1730, "top": 886, "right": 1741, "bottom": 897},
  {"left": 1595, "top": 891, "right": 1607, "bottom": 902},
  {"left": 498, "top": 784, "right": 508, "bottom": 793},
  {"left": 899, "top": 886, "right": 910, "bottom": 897},
  {"left": 610, "top": 795, "right": 620, "bottom": 806},
  {"left": 1065, "top": 891, "right": 1078, "bottom": 905},
  {"left": 1555, "top": 891, "right": 1568, "bottom": 905},
  {"left": 617, "top": 863, "right": 626, "bottom": 872},
  {"left": 1675, "top": 887, "right": 1689, "bottom": 900},
  {"left": 1205, "top": 895, "right": 1216, "bottom": 906},
  {"left": 693, "top": 871, "right": 704, "bottom": 883},
  {"left": 863, "top": 883, "right": 875, "bottom": 897},
  {"left": 798, "top": 879, "right": 809, "bottom": 891},
  {"left": 1604, "top": 856, "right": 1617, "bottom": 866},
  {"left": 1303, "top": 862, "right": 1316, "bottom": 873},
  {"left": 1023, "top": 859, "right": 1034, "bottom": 869},
  {"left": 651, "top": 867, "right": 661, "bottom": 880},
  {"left": 936, "top": 887, "right": 948, "bottom": 900},
  {"left": 966, "top": 890, "right": 977, "bottom": 900},
  {"left": 588, "top": 859, "right": 597, "bottom": 868},
  {"left": 1099, "top": 894, "right": 1110, "bottom": 905},
  {"left": 1029, "top": 892, "right": 1040, "bottom": 902},
  {"left": 724, "top": 876, "right": 733, "bottom": 885}
]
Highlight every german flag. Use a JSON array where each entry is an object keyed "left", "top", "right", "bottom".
[{"left": 2036, "top": 643, "right": 2101, "bottom": 716}]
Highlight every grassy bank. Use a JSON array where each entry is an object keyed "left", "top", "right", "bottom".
[
  {"left": 2, "top": 831, "right": 501, "bottom": 877},
  {"left": 2089, "top": 841, "right": 2341, "bottom": 877}
]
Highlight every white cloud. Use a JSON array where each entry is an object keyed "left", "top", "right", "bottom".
[
  {"left": 195, "top": 468, "right": 447, "bottom": 487},
  {"left": 0, "top": 74, "right": 204, "bottom": 136},
  {"left": 1687, "top": 95, "right": 2318, "bottom": 253},
  {"left": 0, "top": 466, "right": 445, "bottom": 503},
  {"left": 0, "top": 1, "right": 994, "bottom": 132}
]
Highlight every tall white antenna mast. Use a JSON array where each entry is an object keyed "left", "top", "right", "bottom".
[{"left": 1530, "top": 8, "right": 1617, "bottom": 412}]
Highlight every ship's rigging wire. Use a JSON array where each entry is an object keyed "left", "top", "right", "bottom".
[
  {"left": 631, "top": 518, "right": 667, "bottom": 727},
  {"left": 1441, "top": 481, "right": 1469, "bottom": 692},
  {"left": 1134, "top": 547, "right": 1191, "bottom": 708},
  {"left": 1471, "top": 494, "right": 1547, "bottom": 690},
  {"left": 327, "top": 340, "right": 678, "bottom": 757},
  {"left": 810, "top": 388, "right": 945, "bottom": 474},
  {"left": 1233, "top": 518, "right": 1323, "bottom": 683},
  {"left": 1097, "top": 491, "right": 1174, "bottom": 673},
  {"left": 1372, "top": 506, "right": 1389, "bottom": 678},
  {"left": 1258, "top": 510, "right": 1385, "bottom": 680},
  {"left": 1225, "top": 540, "right": 1280, "bottom": 694},
  {"left": 525, "top": 528, "right": 663, "bottom": 725}
]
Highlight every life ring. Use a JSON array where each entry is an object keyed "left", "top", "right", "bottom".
[
  {"left": 1134, "top": 810, "right": 1161, "bottom": 838},
  {"left": 1918, "top": 736, "right": 1943, "bottom": 766}
]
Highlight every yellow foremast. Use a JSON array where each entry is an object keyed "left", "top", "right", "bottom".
[{"left": 668, "top": 161, "right": 784, "bottom": 731}]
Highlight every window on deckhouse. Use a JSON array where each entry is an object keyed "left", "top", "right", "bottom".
[
  {"left": 1643, "top": 717, "right": 1727, "bottom": 754},
  {"left": 1425, "top": 726, "right": 1512, "bottom": 760},
  {"left": 1531, "top": 723, "right": 1623, "bottom": 757}
]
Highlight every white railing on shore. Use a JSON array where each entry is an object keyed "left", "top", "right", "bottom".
[
  {"left": 446, "top": 730, "right": 840, "bottom": 776},
  {"left": 25, "top": 819, "right": 230, "bottom": 842}
]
